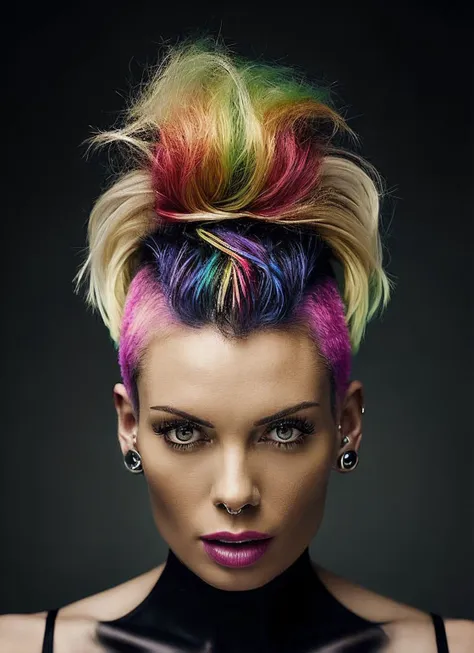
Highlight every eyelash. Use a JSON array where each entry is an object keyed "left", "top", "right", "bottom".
[{"left": 151, "top": 417, "right": 316, "bottom": 452}]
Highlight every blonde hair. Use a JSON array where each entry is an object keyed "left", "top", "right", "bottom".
[{"left": 75, "top": 39, "right": 393, "bottom": 355}]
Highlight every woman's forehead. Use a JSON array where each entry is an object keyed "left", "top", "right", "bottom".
[
  {"left": 139, "top": 325, "right": 326, "bottom": 405},
  {"left": 145, "top": 325, "right": 321, "bottom": 372}
]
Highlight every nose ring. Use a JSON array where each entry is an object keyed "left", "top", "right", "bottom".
[{"left": 222, "top": 503, "right": 244, "bottom": 516}]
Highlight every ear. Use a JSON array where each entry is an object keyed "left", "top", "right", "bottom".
[
  {"left": 332, "top": 380, "right": 364, "bottom": 472},
  {"left": 113, "top": 383, "right": 138, "bottom": 456}
]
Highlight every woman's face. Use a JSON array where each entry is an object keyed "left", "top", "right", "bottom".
[{"left": 115, "top": 325, "right": 363, "bottom": 591}]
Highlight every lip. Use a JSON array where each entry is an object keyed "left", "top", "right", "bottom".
[
  {"left": 201, "top": 538, "right": 273, "bottom": 568},
  {"left": 200, "top": 530, "right": 272, "bottom": 542}
]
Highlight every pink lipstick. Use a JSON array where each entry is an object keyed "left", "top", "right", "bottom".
[{"left": 200, "top": 531, "right": 273, "bottom": 568}]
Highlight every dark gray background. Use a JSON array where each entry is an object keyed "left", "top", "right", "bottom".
[{"left": 2, "top": 1, "right": 472, "bottom": 619}]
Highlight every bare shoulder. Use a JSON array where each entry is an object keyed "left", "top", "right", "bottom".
[
  {"left": 0, "top": 612, "right": 109, "bottom": 653},
  {"left": 0, "top": 563, "right": 165, "bottom": 652},
  {"left": 382, "top": 618, "right": 474, "bottom": 653},
  {"left": 314, "top": 562, "right": 430, "bottom": 623},
  {"left": 58, "top": 562, "right": 165, "bottom": 621},
  {"left": 314, "top": 563, "right": 474, "bottom": 652},
  {"left": 444, "top": 620, "right": 474, "bottom": 653},
  {"left": 0, "top": 613, "right": 49, "bottom": 653}
]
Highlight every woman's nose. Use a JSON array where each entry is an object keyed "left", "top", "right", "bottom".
[{"left": 210, "top": 446, "right": 259, "bottom": 512}]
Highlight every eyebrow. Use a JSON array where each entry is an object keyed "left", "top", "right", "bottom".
[{"left": 149, "top": 401, "right": 320, "bottom": 428}]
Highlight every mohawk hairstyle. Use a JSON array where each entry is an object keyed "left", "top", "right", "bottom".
[{"left": 74, "top": 38, "right": 393, "bottom": 415}]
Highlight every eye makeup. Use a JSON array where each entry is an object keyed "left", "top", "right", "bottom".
[{"left": 151, "top": 416, "right": 317, "bottom": 452}]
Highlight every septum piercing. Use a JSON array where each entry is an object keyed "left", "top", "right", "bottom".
[{"left": 222, "top": 503, "right": 243, "bottom": 516}]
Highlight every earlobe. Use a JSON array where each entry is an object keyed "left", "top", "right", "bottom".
[
  {"left": 332, "top": 425, "right": 363, "bottom": 473},
  {"left": 332, "top": 380, "right": 365, "bottom": 473}
]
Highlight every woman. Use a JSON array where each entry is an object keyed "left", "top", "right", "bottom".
[{"left": 1, "top": 40, "right": 472, "bottom": 653}]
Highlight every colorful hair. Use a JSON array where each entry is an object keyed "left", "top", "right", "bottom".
[{"left": 74, "top": 39, "right": 393, "bottom": 416}]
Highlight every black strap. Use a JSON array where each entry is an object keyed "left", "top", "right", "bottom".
[
  {"left": 430, "top": 612, "right": 449, "bottom": 653},
  {"left": 42, "top": 609, "right": 59, "bottom": 653}
]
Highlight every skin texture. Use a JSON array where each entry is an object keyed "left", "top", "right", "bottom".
[{"left": 114, "top": 324, "right": 364, "bottom": 592}]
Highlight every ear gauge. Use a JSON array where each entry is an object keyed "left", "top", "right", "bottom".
[
  {"left": 124, "top": 433, "right": 143, "bottom": 474},
  {"left": 124, "top": 449, "right": 143, "bottom": 474},
  {"left": 337, "top": 424, "right": 358, "bottom": 471}
]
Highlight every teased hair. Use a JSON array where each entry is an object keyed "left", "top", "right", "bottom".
[{"left": 74, "top": 39, "right": 393, "bottom": 415}]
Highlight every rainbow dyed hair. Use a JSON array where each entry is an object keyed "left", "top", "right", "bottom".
[{"left": 75, "top": 39, "right": 393, "bottom": 417}]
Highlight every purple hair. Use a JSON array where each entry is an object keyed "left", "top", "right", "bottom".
[{"left": 118, "top": 219, "right": 351, "bottom": 418}]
